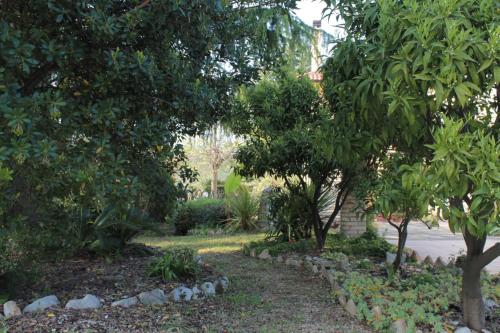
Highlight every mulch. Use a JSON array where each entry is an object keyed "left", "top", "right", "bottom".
[{"left": 2, "top": 245, "right": 218, "bottom": 333}]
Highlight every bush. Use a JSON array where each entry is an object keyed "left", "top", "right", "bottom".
[
  {"left": 225, "top": 186, "right": 259, "bottom": 231},
  {"left": 325, "top": 230, "right": 394, "bottom": 259},
  {"left": 244, "top": 238, "right": 315, "bottom": 256},
  {"left": 148, "top": 247, "right": 200, "bottom": 281},
  {"left": 173, "top": 198, "right": 227, "bottom": 235},
  {"left": 266, "top": 188, "right": 312, "bottom": 241}
]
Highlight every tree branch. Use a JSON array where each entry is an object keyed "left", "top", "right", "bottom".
[{"left": 478, "top": 242, "right": 500, "bottom": 269}]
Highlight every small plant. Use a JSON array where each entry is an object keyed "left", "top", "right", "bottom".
[
  {"left": 148, "top": 247, "right": 200, "bottom": 281},
  {"left": 325, "top": 231, "right": 394, "bottom": 259},
  {"left": 225, "top": 185, "right": 259, "bottom": 231},
  {"left": 245, "top": 238, "right": 315, "bottom": 256}
]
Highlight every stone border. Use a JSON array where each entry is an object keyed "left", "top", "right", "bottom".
[
  {"left": 243, "top": 246, "right": 494, "bottom": 333},
  {"left": 2, "top": 257, "right": 230, "bottom": 320}
]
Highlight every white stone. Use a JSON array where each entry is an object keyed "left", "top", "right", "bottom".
[
  {"left": 249, "top": 249, "right": 256, "bottom": 257},
  {"left": 275, "top": 255, "right": 284, "bottom": 263},
  {"left": 111, "top": 296, "right": 138, "bottom": 308},
  {"left": 137, "top": 289, "right": 166, "bottom": 305},
  {"left": 390, "top": 319, "right": 407, "bottom": 333},
  {"left": 345, "top": 299, "right": 357, "bottom": 316},
  {"left": 454, "top": 327, "right": 472, "bottom": 333},
  {"left": 201, "top": 282, "right": 216, "bottom": 296},
  {"left": 23, "top": 295, "right": 60, "bottom": 313},
  {"left": 194, "top": 255, "right": 203, "bottom": 265},
  {"left": 258, "top": 249, "right": 272, "bottom": 260},
  {"left": 191, "top": 286, "right": 203, "bottom": 300},
  {"left": 170, "top": 287, "right": 193, "bottom": 302},
  {"left": 312, "top": 265, "right": 319, "bottom": 274},
  {"left": 485, "top": 298, "right": 498, "bottom": 309},
  {"left": 65, "top": 294, "right": 101, "bottom": 310},
  {"left": 3, "top": 301, "right": 21, "bottom": 318},
  {"left": 214, "top": 276, "right": 229, "bottom": 294}
]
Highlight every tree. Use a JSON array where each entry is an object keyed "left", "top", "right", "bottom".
[
  {"left": 421, "top": 119, "right": 499, "bottom": 329},
  {"left": 230, "top": 70, "right": 363, "bottom": 249},
  {"left": 0, "top": 0, "right": 302, "bottom": 256},
  {"left": 368, "top": 155, "right": 430, "bottom": 270},
  {"left": 322, "top": 0, "right": 499, "bottom": 328}
]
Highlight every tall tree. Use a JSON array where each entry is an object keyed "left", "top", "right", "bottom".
[
  {"left": 0, "top": 0, "right": 301, "bottom": 252},
  {"left": 322, "top": 0, "right": 499, "bottom": 329}
]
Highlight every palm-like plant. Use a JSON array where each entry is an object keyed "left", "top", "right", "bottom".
[{"left": 225, "top": 186, "right": 260, "bottom": 231}]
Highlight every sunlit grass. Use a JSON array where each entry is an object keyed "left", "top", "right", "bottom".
[{"left": 137, "top": 233, "right": 265, "bottom": 254}]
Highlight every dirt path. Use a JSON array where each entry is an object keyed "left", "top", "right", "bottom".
[{"left": 169, "top": 251, "right": 371, "bottom": 333}]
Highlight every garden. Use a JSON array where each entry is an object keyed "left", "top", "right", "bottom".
[{"left": 0, "top": 0, "right": 499, "bottom": 332}]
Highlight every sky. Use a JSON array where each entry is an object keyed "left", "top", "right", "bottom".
[{"left": 293, "top": 0, "right": 343, "bottom": 37}]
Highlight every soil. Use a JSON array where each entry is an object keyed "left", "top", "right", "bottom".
[{"left": 2, "top": 247, "right": 370, "bottom": 333}]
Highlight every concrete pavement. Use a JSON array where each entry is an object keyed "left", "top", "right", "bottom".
[{"left": 375, "top": 220, "right": 500, "bottom": 274}]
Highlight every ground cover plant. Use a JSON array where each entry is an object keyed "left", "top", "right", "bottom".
[
  {"left": 148, "top": 247, "right": 201, "bottom": 282},
  {"left": 338, "top": 265, "right": 499, "bottom": 332}
]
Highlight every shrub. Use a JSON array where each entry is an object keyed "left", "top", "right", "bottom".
[
  {"left": 266, "top": 188, "right": 312, "bottom": 242},
  {"left": 225, "top": 186, "right": 259, "bottom": 231},
  {"left": 173, "top": 198, "right": 227, "bottom": 235},
  {"left": 325, "top": 230, "right": 394, "bottom": 259},
  {"left": 148, "top": 247, "right": 200, "bottom": 281}
]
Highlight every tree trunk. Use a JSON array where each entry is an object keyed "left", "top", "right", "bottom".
[
  {"left": 462, "top": 255, "right": 485, "bottom": 330},
  {"left": 211, "top": 166, "right": 218, "bottom": 198},
  {"left": 462, "top": 227, "right": 486, "bottom": 330},
  {"left": 394, "top": 221, "right": 408, "bottom": 270}
]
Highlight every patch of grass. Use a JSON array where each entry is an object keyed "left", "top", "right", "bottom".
[
  {"left": 225, "top": 292, "right": 262, "bottom": 306},
  {"left": 243, "top": 238, "right": 315, "bottom": 256},
  {"left": 137, "top": 233, "right": 265, "bottom": 254}
]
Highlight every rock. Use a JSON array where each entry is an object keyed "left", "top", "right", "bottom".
[
  {"left": 326, "top": 271, "right": 335, "bottom": 286},
  {"left": 336, "top": 258, "right": 350, "bottom": 272},
  {"left": 138, "top": 289, "right": 167, "bottom": 305},
  {"left": 194, "top": 255, "right": 203, "bottom": 265},
  {"left": 409, "top": 250, "right": 421, "bottom": 262},
  {"left": 311, "top": 265, "right": 319, "bottom": 274},
  {"left": 275, "top": 255, "right": 284, "bottom": 263},
  {"left": 111, "top": 296, "right": 138, "bottom": 308},
  {"left": 214, "top": 276, "right": 229, "bottom": 294},
  {"left": 304, "top": 255, "right": 313, "bottom": 262},
  {"left": 485, "top": 298, "right": 498, "bottom": 310},
  {"left": 454, "top": 327, "right": 472, "bottom": 333},
  {"left": 481, "top": 329, "right": 492, "bottom": 333},
  {"left": 434, "top": 256, "right": 446, "bottom": 268},
  {"left": 423, "top": 255, "right": 434, "bottom": 265},
  {"left": 3, "top": 301, "right": 21, "bottom": 318},
  {"left": 345, "top": 299, "right": 357, "bottom": 316},
  {"left": 23, "top": 295, "right": 60, "bottom": 313},
  {"left": 170, "top": 287, "right": 193, "bottom": 302},
  {"left": 249, "top": 248, "right": 256, "bottom": 257},
  {"left": 201, "top": 282, "right": 216, "bottom": 297},
  {"left": 258, "top": 249, "right": 272, "bottom": 260},
  {"left": 337, "top": 294, "right": 346, "bottom": 306},
  {"left": 191, "top": 286, "right": 203, "bottom": 300},
  {"left": 372, "top": 306, "right": 382, "bottom": 320},
  {"left": 390, "top": 319, "right": 407, "bottom": 333},
  {"left": 65, "top": 294, "right": 102, "bottom": 310},
  {"left": 285, "top": 257, "right": 302, "bottom": 268}
]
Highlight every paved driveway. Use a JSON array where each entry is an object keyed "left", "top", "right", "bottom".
[{"left": 375, "top": 220, "right": 500, "bottom": 274}]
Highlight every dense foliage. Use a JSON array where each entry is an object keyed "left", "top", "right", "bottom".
[
  {"left": 231, "top": 71, "right": 368, "bottom": 249},
  {"left": 0, "top": 0, "right": 315, "bottom": 295},
  {"left": 322, "top": 0, "right": 499, "bottom": 328},
  {"left": 173, "top": 198, "right": 227, "bottom": 235}
]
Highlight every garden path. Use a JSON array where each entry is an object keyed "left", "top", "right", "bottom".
[{"left": 144, "top": 234, "right": 371, "bottom": 332}]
